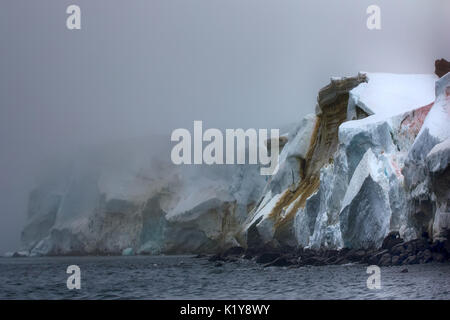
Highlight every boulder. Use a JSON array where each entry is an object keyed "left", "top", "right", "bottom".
[
  {"left": 255, "top": 252, "right": 281, "bottom": 264},
  {"left": 381, "top": 231, "right": 403, "bottom": 250},
  {"left": 301, "top": 256, "right": 327, "bottom": 266},
  {"left": 432, "top": 252, "right": 446, "bottom": 263},
  {"left": 346, "top": 249, "right": 366, "bottom": 261},
  {"left": 379, "top": 253, "right": 392, "bottom": 266},
  {"left": 391, "top": 256, "right": 400, "bottom": 265},
  {"left": 222, "top": 246, "right": 245, "bottom": 257},
  {"left": 398, "top": 252, "right": 409, "bottom": 264},
  {"left": 390, "top": 243, "right": 406, "bottom": 256},
  {"left": 403, "top": 255, "right": 419, "bottom": 265}
]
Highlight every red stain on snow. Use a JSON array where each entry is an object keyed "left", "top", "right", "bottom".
[
  {"left": 390, "top": 157, "right": 402, "bottom": 178},
  {"left": 400, "top": 102, "right": 433, "bottom": 138},
  {"left": 445, "top": 87, "right": 450, "bottom": 115}
]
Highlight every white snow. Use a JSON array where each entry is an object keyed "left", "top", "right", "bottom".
[
  {"left": 344, "top": 73, "right": 437, "bottom": 129},
  {"left": 246, "top": 192, "right": 282, "bottom": 229}
]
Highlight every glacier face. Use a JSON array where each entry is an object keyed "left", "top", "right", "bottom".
[{"left": 19, "top": 72, "right": 450, "bottom": 256}]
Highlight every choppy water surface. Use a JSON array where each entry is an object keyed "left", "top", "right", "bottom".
[{"left": 1, "top": 255, "right": 449, "bottom": 299}]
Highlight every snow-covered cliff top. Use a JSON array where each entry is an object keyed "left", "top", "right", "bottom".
[{"left": 344, "top": 73, "right": 437, "bottom": 128}]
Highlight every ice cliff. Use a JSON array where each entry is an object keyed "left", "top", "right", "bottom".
[
  {"left": 18, "top": 70, "right": 450, "bottom": 256},
  {"left": 21, "top": 145, "right": 266, "bottom": 255},
  {"left": 243, "top": 71, "right": 448, "bottom": 251}
]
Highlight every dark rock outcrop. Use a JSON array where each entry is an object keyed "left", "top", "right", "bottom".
[
  {"left": 210, "top": 232, "right": 450, "bottom": 268},
  {"left": 222, "top": 246, "right": 245, "bottom": 257},
  {"left": 435, "top": 59, "right": 450, "bottom": 78},
  {"left": 255, "top": 252, "right": 281, "bottom": 264},
  {"left": 381, "top": 231, "right": 403, "bottom": 250}
]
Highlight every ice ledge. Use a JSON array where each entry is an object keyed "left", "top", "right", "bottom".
[
  {"left": 427, "top": 138, "right": 450, "bottom": 173},
  {"left": 347, "top": 72, "right": 437, "bottom": 124}
]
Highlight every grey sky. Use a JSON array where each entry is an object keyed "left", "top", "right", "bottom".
[{"left": 0, "top": 0, "right": 449, "bottom": 253}]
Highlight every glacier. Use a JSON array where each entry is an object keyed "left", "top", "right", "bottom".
[{"left": 17, "top": 70, "right": 450, "bottom": 257}]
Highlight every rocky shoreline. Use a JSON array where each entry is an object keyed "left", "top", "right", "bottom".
[{"left": 207, "top": 231, "right": 450, "bottom": 268}]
